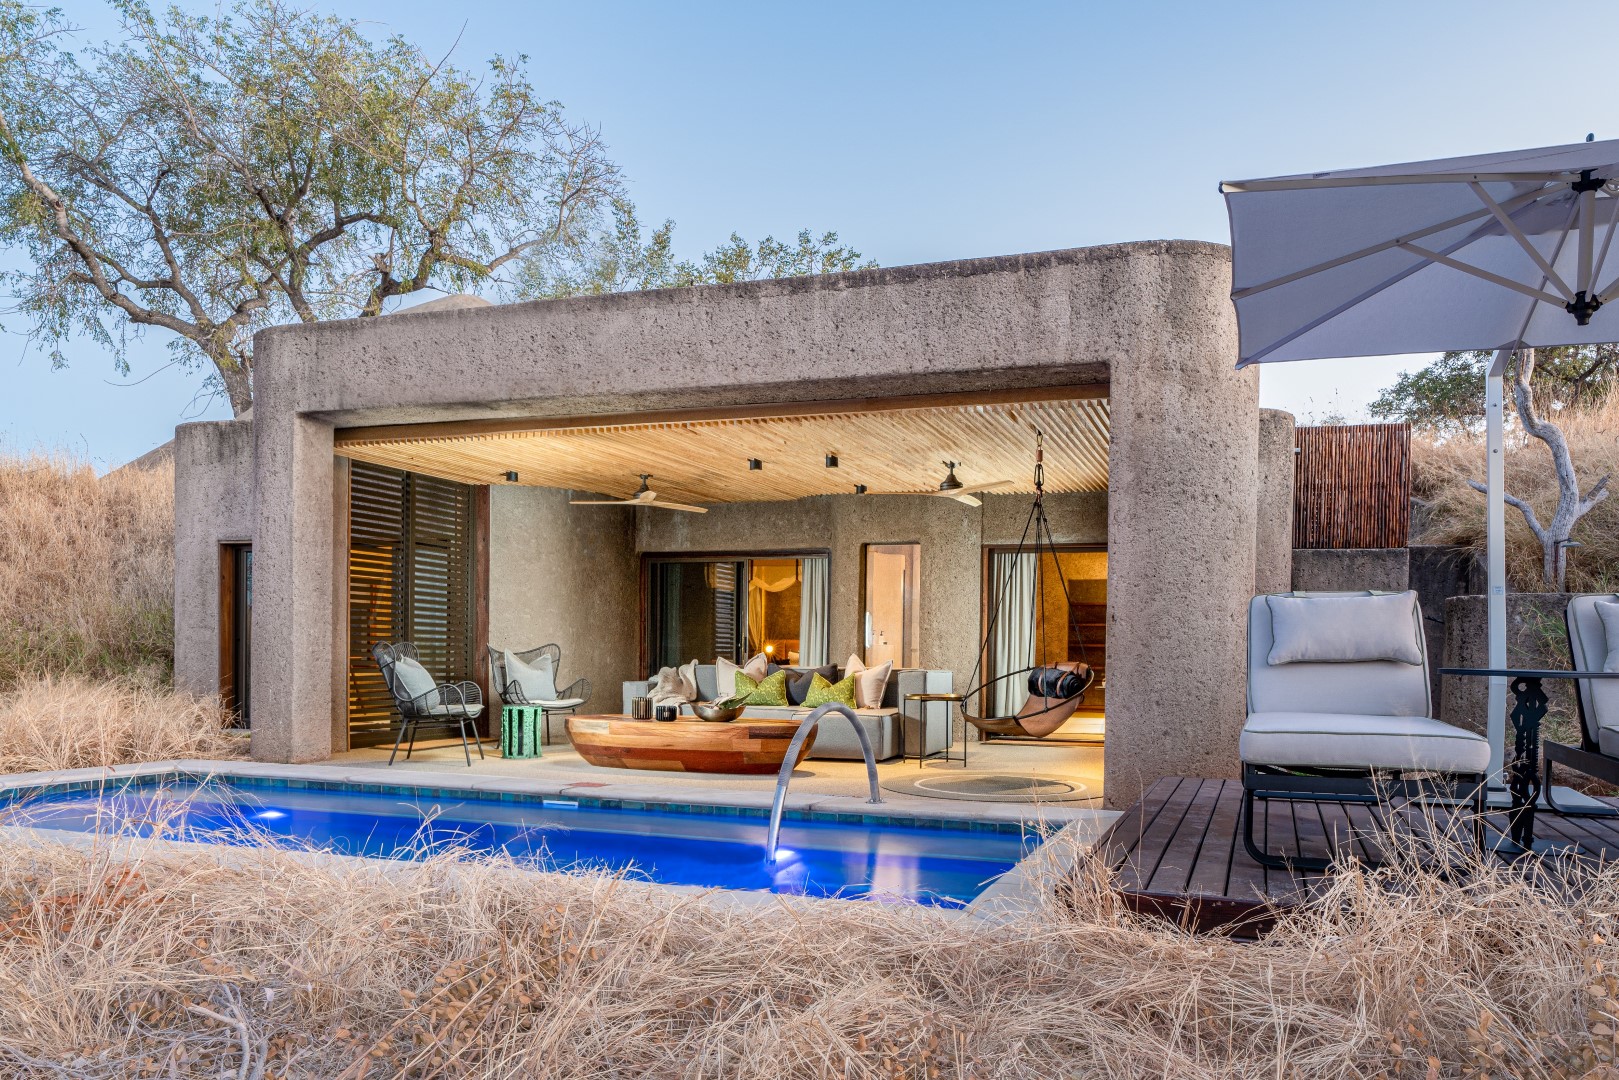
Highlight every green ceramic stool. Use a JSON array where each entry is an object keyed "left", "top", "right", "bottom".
[{"left": 500, "top": 705, "right": 543, "bottom": 758}]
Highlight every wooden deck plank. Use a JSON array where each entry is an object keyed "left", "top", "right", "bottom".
[
  {"left": 1184, "top": 779, "right": 1244, "bottom": 899},
  {"left": 1145, "top": 778, "right": 1229, "bottom": 897},
  {"left": 1113, "top": 777, "right": 1204, "bottom": 893}
]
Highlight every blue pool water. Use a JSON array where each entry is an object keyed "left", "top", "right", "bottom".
[{"left": 1, "top": 778, "right": 1037, "bottom": 907}]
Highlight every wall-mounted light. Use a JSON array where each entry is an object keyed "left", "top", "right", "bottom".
[
  {"left": 504, "top": 471, "right": 520, "bottom": 483},
  {"left": 824, "top": 453, "right": 839, "bottom": 468},
  {"left": 853, "top": 484, "right": 868, "bottom": 495},
  {"left": 747, "top": 458, "right": 762, "bottom": 471}
]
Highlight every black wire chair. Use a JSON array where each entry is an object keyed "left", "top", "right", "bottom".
[
  {"left": 373, "top": 641, "right": 485, "bottom": 766},
  {"left": 486, "top": 644, "right": 591, "bottom": 745}
]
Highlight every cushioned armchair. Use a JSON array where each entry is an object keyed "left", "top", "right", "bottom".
[
  {"left": 487, "top": 644, "right": 590, "bottom": 744},
  {"left": 1543, "top": 594, "right": 1619, "bottom": 817},
  {"left": 1242, "top": 591, "right": 1489, "bottom": 870},
  {"left": 372, "top": 641, "right": 485, "bottom": 766}
]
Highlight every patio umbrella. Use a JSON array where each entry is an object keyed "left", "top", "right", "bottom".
[{"left": 1221, "top": 137, "right": 1619, "bottom": 779}]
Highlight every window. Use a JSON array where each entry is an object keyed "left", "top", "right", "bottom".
[
  {"left": 863, "top": 544, "right": 920, "bottom": 669},
  {"left": 644, "top": 554, "right": 829, "bottom": 672},
  {"left": 219, "top": 543, "right": 251, "bottom": 727}
]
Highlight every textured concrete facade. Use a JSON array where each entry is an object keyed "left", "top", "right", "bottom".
[
  {"left": 172, "top": 420, "right": 255, "bottom": 699},
  {"left": 1290, "top": 547, "right": 1411, "bottom": 592},
  {"left": 192, "top": 240, "right": 1260, "bottom": 805},
  {"left": 1441, "top": 593, "right": 1577, "bottom": 736},
  {"left": 1255, "top": 409, "right": 1295, "bottom": 594}
]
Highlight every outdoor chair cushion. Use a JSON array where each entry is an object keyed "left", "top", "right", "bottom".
[
  {"left": 1266, "top": 591, "right": 1424, "bottom": 666},
  {"left": 504, "top": 650, "right": 558, "bottom": 701},
  {"left": 1597, "top": 600, "right": 1619, "bottom": 673},
  {"left": 1247, "top": 594, "right": 1432, "bottom": 718},
  {"left": 425, "top": 702, "right": 485, "bottom": 719},
  {"left": 530, "top": 697, "right": 585, "bottom": 711},
  {"left": 392, "top": 655, "right": 439, "bottom": 702},
  {"left": 1567, "top": 595, "right": 1619, "bottom": 752},
  {"left": 1240, "top": 712, "right": 1489, "bottom": 773}
]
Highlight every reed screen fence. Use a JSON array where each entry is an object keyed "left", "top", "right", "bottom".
[{"left": 1292, "top": 423, "right": 1411, "bottom": 549}]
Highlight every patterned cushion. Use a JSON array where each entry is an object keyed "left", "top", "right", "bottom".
[
  {"left": 804, "top": 672, "right": 857, "bottom": 709},
  {"left": 734, "top": 669, "right": 789, "bottom": 706}
]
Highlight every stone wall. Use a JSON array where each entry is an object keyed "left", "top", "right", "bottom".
[
  {"left": 1255, "top": 410, "right": 1295, "bottom": 593},
  {"left": 172, "top": 420, "right": 255, "bottom": 699},
  {"left": 1441, "top": 593, "right": 1580, "bottom": 742},
  {"left": 1290, "top": 547, "right": 1410, "bottom": 592}
]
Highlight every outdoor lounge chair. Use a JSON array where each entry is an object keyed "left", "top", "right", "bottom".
[
  {"left": 373, "top": 641, "right": 485, "bottom": 766},
  {"left": 486, "top": 644, "right": 590, "bottom": 744},
  {"left": 1543, "top": 594, "right": 1619, "bottom": 817},
  {"left": 1241, "top": 591, "right": 1490, "bottom": 871}
]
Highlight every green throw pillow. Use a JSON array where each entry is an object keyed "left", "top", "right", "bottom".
[
  {"left": 804, "top": 672, "right": 857, "bottom": 709},
  {"left": 734, "top": 669, "right": 789, "bottom": 706}
]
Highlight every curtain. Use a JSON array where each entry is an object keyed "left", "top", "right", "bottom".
[
  {"left": 798, "top": 556, "right": 829, "bottom": 666},
  {"left": 990, "top": 551, "right": 1037, "bottom": 718}
]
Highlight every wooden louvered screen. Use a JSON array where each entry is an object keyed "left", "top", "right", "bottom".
[
  {"left": 347, "top": 461, "right": 479, "bottom": 747},
  {"left": 1292, "top": 423, "right": 1412, "bottom": 549}
]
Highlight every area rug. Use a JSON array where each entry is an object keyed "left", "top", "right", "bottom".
[{"left": 879, "top": 770, "right": 1095, "bottom": 804}]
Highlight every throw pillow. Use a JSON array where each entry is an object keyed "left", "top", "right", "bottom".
[
  {"left": 786, "top": 664, "right": 840, "bottom": 705},
  {"left": 734, "top": 669, "right": 790, "bottom": 707},
  {"left": 843, "top": 653, "right": 894, "bottom": 709},
  {"left": 1265, "top": 591, "right": 1424, "bottom": 666},
  {"left": 1596, "top": 600, "right": 1619, "bottom": 673},
  {"left": 678, "top": 658, "right": 701, "bottom": 701},
  {"left": 391, "top": 655, "right": 439, "bottom": 702},
  {"left": 804, "top": 672, "right": 858, "bottom": 709},
  {"left": 715, "top": 653, "right": 771, "bottom": 697},
  {"left": 504, "top": 650, "right": 558, "bottom": 702}
]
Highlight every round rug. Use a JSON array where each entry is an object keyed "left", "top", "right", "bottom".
[{"left": 879, "top": 770, "right": 1094, "bottom": 803}]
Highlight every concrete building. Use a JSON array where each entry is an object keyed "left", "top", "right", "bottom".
[{"left": 173, "top": 240, "right": 1295, "bottom": 808}]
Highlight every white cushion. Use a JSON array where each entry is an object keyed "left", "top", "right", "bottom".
[
  {"left": 844, "top": 654, "right": 893, "bottom": 710},
  {"left": 1266, "top": 591, "right": 1424, "bottom": 666},
  {"left": 504, "top": 651, "right": 558, "bottom": 701},
  {"left": 678, "top": 659, "right": 701, "bottom": 699},
  {"left": 1240, "top": 712, "right": 1489, "bottom": 773},
  {"left": 426, "top": 702, "right": 484, "bottom": 719},
  {"left": 391, "top": 655, "right": 438, "bottom": 701},
  {"left": 1596, "top": 600, "right": 1619, "bottom": 673},
  {"left": 715, "top": 653, "right": 770, "bottom": 698},
  {"left": 530, "top": 697, "right": 585, "bottom": 710}
]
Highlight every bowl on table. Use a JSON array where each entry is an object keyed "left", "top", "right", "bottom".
[{"left": 690, "top": 700, "right": 745, "bottom": 723}]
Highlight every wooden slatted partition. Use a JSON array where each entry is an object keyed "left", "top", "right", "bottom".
[
  {"left": 347, "top": 461, "right": 479, "bottom": 746},
  {"left": 1292, "top": 423, "right": 1411, "bottom": 549}
]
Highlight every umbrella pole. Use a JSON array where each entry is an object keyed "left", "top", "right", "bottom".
[{"left": 1484, "top": 348, "right": 1511, "bottom": 783}]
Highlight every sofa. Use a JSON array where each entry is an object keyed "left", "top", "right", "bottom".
[{"left": 621, "top": 664, "right": 954, "bottom": 761}]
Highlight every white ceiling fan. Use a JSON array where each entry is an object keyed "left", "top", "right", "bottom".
[
  {"left": 882, "top": 462, "right": 1015, "bottom": 508},
  {"left": 568, "top": 474, "right": 708, "bottom": 514}
]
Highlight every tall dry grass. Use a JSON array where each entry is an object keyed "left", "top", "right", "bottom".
[
  {"left": 0, "top": 452, "right": 238, "bottom": 772},
  {"left": 1413, "top": 391, "right": 1619, "bottom": 592},
  {"left": 0, "top": 827, "right": 1613, "bottom": 1079}
]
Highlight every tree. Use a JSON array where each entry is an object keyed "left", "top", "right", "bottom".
[
  {"left": 1370, "top": 345, "right": 1619, "bottom": 436},
  {"left": 0, "top": 0, "right": 621, "bottom": 414},
  {"left": 520, "top": 197, "right": 875, "bottom": 299}
]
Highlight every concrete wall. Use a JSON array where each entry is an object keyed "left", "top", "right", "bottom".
[
  {"left": 239, "top": 240, "right": 1254, "bottom": 804},
  {"left": 1290, "top": 548, "right": 1410, "bottom": 592},
  {"left": 1255, "top": 410, "right": 1295, "bottom": 594},
  {"left": 488, "top": 489, "right": 639, "bottom": 718},
  {"left": 1441, "top": 593, "right": 1578, "bottom": 738},
  {"left": 173, "top": 420, "right": 255, "bottom": 699}
]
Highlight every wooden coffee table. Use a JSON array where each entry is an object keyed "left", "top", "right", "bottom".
[{"left": 565, "top": 714, "right": 816, "bottom": 774}]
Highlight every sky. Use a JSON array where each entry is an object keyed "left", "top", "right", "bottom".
[{"left": 3, "top": 0, "right": 1615, "bottom": 470}]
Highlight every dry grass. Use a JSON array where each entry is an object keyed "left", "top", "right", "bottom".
[
  {"left": 0, "top": 675, "right": 241, "bottom": 775},
  {"left": 0, "top": 825, "right": 1613, "bottom": 1079},
  {"left": 0, "top": 452, "right": 176, "bottom": 686},
  {"left": 1413, "top": 391, "right": 1619, "bottom": 592}
]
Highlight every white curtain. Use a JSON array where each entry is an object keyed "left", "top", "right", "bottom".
[
  {"left": 798, "top": 556, "right": 829, "bottom": 666},
  {"left": 990, "top": 551, "right": 1037, "bottom": 718}
]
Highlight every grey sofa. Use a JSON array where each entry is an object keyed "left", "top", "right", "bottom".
[{"left": 622, "top": 664, "right": 953, "bottom": 761}]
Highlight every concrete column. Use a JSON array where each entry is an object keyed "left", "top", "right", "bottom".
[
  {"left": 1254, "top": 409, "right": 1295, "bottom": 594},
  {"left": 172, "top": 420, "right": 254, "bottom": 697},
  {"left": 1103, "top": 250, "right": 1257, "bottom": 808},
  {"left": 250, "top": 351, "right": 337, "bottom": 763}
]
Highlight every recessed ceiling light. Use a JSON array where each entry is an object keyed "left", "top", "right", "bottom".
[
  {"left": 747, "top": 458, "right": 762, "bottom": 471},
  {"left": 824, "top": 453, "right": 839, "bottom": 468},
  {"left": 854, "top": 483, "right": 867, "bottom": 495},
  {"left": 503, "top": 471, "right": 519, "bottom": 483}
]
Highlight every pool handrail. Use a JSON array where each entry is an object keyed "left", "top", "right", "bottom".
[{"left": 764, "top": 702, "right": 883, "bottom": 863}]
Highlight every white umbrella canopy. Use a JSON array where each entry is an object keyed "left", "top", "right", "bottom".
[{"left": 1221, "top": 138, "right": 1619, "bottom": 782}]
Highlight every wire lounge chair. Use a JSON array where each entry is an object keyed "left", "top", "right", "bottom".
[
  {"left": 1240, "top": 591, "right": 1490, "bottom": 871},
  {"left": 486, "top": 644, "right": 591, "bottom": 744},
  {"left": 1543, "top": 594, "right": 1619, "bottom": 817},
  {"left": 373, "top": 641, "right": 485, "bottom": 766}
]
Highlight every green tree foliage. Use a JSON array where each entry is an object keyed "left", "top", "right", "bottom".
[
  {"left": 1369, "top": 345, "right": 1619, "bottom": 435},
  {"left": 0, "top": 0, "right": 622, "bottom": 415}
]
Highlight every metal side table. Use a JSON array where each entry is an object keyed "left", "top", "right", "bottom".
[{"left": 902, "top": 692, "right": 967, "bottom": 767}]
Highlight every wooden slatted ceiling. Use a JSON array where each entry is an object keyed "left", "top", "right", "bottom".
[{"left": 337, "top": 398, "right": 1111, "bottom": 504}]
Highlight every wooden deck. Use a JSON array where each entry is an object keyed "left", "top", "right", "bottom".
[{"left": 1095, "top": 776, "right": 1619, "bottom": 938}]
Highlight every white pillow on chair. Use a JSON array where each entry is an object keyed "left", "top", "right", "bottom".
[
  {"left": 1266, "top": 591, "right": 1424, "bottom": 666},
  {"left": 504, "top": 651, "right": 558, "bottom": 702},
  {"left": 392, "top": 655, "right": 439, "bottom": 701},
  {"left": 1596, "top": 600, "right": 1619, "bottom": 673}
]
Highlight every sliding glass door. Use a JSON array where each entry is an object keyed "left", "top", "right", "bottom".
[
  {"left": 984, "top": 546, "right": 1106, "bottom": 737},
  {"left": 644, "top": 553, "right": 829, "bottom": 672}
]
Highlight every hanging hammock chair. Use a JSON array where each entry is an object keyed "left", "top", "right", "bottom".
[{"left": 960, "top": 432, "right": 1095, "bottom": 739}]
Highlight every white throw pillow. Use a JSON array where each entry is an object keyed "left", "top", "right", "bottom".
[
  {"left": 715, "top": 653, "right": 771, "bottom": 699},
  {"left": 1266, "top": 591, "right": 1424, "bottom": 666},
  {"left": 678, "top": 659, "right": 701, "bottom": 700},
  {"left": 391, "top": 655, "right": 439, "bottom": 701},
  {"left": 504, "top": 650, "right": 558, "bottom": 702},
  {"left": 1595, "top": 600, "right": 1619, "bottom": 673},
  {"left": 844, "top": 653, "right": 894, "bottom": 709}
]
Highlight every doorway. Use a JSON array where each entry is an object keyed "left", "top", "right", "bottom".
[
  {"left": 863, "top": 543, "right": 920, "bottom": 669},
  {"left": 219, "top": 543, "right": 252, "bottom": 727}
]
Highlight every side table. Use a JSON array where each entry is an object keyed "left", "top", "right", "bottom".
[
  {"left": 902, "top": 692, "right": 967, "bottom": 767},
  {"left": 500, "top": 704, "right": 544, "bottom": 758}
]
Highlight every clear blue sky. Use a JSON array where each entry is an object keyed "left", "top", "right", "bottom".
[{"left": 3, "top": 0, "right": 1613, "bottom": 469}]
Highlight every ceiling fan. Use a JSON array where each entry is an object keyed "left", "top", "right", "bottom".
[
  {"left": 883, "top": 462, "right": 1015, "bottom": 508},
  {"left": 568, "top": 474, "right": 708, "bottom": 514}
]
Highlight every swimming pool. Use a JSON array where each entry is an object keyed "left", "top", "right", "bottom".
[{"left": 0, "top": 775, "right": 1039, "bottom": 907}]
